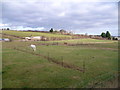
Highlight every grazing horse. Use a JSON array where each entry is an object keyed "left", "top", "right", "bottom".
[{"left": 30, "top": 44, "right": 36, "bottom": 51}]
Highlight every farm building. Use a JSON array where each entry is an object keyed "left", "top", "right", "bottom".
[
  {"left": 31, "top": 36, "right": 42, "bottom": 41},
  {"left": 89, "top": 35, "right": 103, "bottom": 40},
  {"left": 41, "top": 36, "right": 47, "bottom": 41},
  {"left": 24, "top": 36, "right": 47, "bottom": 41},
  {"left": 0, "top": 38, "right": 10, "bottom": 42},
  {"left": 25, "top": 37, "right": 31, "bottom": 40},
  {"left": 60, "top": 29, "right": 67, "bottom": 34},
  {"left": 113, "top": 36, "right": 120, "bottom": 40}
]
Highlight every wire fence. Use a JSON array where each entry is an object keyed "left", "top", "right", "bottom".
[{"left": 13, "top": 45, "right": 118, "bottom": 88}]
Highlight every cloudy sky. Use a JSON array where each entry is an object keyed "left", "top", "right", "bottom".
[{"left": 1, "top": 0, "right": 119, "bottom": 36}]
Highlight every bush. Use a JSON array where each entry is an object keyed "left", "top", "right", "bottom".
[
  {"left": 101, "top": 32, "right": 106, "bottom": 38},
  {"left": 49, "top": 28, "right": 53, "bottom": 32}
]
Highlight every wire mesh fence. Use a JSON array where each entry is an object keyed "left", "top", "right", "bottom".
[{"left": 13, "top": 45, "right": 118, "bottom": 88}]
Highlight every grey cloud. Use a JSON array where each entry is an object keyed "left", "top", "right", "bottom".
[{"left": 1, "top": 0, "right": 118, "bottom": 36}]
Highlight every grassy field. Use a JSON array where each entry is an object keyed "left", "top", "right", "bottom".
[
  {"left": 1, "top": 31, "right": 118, "bottom": 88},
  {"left": 48, "top": 38, "right": 115, "bottom": 43},
  {"left": 2, "top": 30, "right": 72, "bottom": 38}
]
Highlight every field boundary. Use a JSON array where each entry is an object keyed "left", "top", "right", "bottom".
[
  {"left": 13, "top": 47, "right": 84, "bottom": 72},
  {"left": 36, "top": 43, "right": 118, "bottom": 51}
]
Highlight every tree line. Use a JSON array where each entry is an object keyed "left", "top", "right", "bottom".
[
  {"left": 1, "top": 28, "right": 10, "bottom": 30},
  {"left": 101, "top": 31, "right": 111, "bottom": 39}
]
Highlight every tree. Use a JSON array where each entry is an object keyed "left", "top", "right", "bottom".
[
  {"left": 106, "top": 31, "right": 111, "bottom": 39},
  {"left": 101, "top": 32, "right": 106, "bottom": 38},
  {"left": 49, "top": 28, "right": 53, "bottom": 32},
  {"left": 7, "top": 28, "right": 10, "bottom": 30}
]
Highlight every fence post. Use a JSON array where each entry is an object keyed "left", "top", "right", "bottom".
[
  {"left": 48, "top": 52, "right": 50, "bottom": 62},
  {"left": 61, "top": 56, "right": 63, "bottom": 67},
  {"left": 83, "top": 60, "right": 85, "bottom": 73}
]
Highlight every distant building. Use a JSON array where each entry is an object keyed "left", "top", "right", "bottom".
[
  {"left": 0, "top": 38, "right": 10, "bottom": 42},
  {"left": 60, "top": 29, "right": 67, "bottom": 34},
  {"left": 25, "top": 37, "right": 31, "bottom": 40},
  {"left": 24, "top": 36, "right": 47, "bottom": 41},
  {"left": 32, "top": 36, "right": 42, "bottom": 41},
  {"left": 113, "top": 36, "right": 120, "bottom": 40},
  {"left": 89, "top": 35, "right": 103, "bottom": 39}
]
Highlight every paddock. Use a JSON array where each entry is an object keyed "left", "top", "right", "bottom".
[{"left": 2, "top": 37, "right": 118, "bottom": 88}]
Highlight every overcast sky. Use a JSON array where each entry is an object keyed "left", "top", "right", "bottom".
[{"left": 0, "top": 0, "right": 119, "bottom": 36}]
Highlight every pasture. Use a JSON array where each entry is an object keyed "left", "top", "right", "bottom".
[
  {"left": 2, "top": 30, "right": 72, "bottom": 39},
  {"left": 1, "top": 31, "right": 118, "bottom": 88}
]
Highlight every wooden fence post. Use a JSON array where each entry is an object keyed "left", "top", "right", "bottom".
[
  {"left": 83, "top": 60, "right": 85, "bottom": 73},
  {"left": 48, "top": 52, "right": 50, "bottom": 62},
  {"left": 61, "top": 56, "right": 63, "bottom": 67}
]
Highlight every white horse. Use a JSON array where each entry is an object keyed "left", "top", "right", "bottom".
[{"left": 30, "top": 44, "right": 36, "bottom": 51}]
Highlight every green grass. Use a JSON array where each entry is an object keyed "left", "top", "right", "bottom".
[
  {"left": 48, "top": 38, "right": 117, "bottom": 43},
  {"left": 2, "top": 47, "right": 82, "bottom": 88},
  {"left": 2, "top": 38, "right": 118, "bottom": 88},
  {"left": 2, "top": 30, "right": 72, "bottom": 38}
]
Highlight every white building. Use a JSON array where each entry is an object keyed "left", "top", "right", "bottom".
[
  {"left": 25, "top": 37, "right": 31, "bottom": 40},
  {"left": 25, "top": 36, "right": 42, "bottom": 41},
  {"left": 31, "top": 36, "right": 42, "bottom": 41},
  {"left": 24, "top": 36, "right": 47, "bottom": 41},
  {"left": 114, "top": 37, "right": 120, "bottom": 40},
  {"left": 0, "top": 38, "right": 10, "bottom": 42}
]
